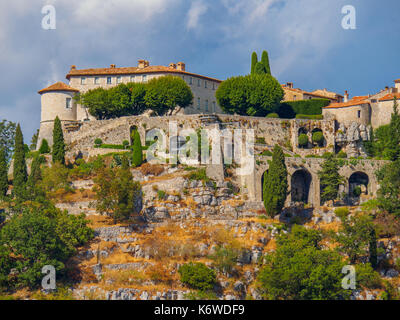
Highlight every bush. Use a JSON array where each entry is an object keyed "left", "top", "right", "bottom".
[
  {"left": 94, "top": 138, "right": 102, "bottom": 147},
  {"left": 353, "top": 186, "right": 362, "bottom": 197},
  {"left": 337, "top": 150, "right": 347, "bottom": 158},
  {"left": 157, "top": 190, "right": 167, "bottom": 200},
  {"left": 355, "top": 263, "right": 382, "bottom": 289},
  {"left": 185, "top": 168, "right": 210, "bottom": 183},
  {"left": 209, "top": 246, "right": 240, "bottom": 274},
  {"left": 122, "top": 140, "right": 130, "bottom": 149},
  {"left": 298, "top": 134, "right": 309, "bottom": 147},
  {"left": 334, "top": 207, "right": 350, "bottom": 221},
  {"left": 178, "top": 262, "right": 216, "bottom": 292},
  {"left": 312, "top": 131, "right": 324, "bottom": 146},
  {"left": 296, "top": 114, "right": 324, "bottom": 120},
  {"left": 39, "top": 139, "right": 50, "bottom": 154},
  {"left": 278, "top": 99, "right": 330, "bottom": 118},
  {"left": 266, "top": 113, "right": 279, "bottom": 118}
]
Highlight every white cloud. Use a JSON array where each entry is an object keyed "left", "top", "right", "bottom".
[{"left": 186, "top": 1, "right": 208, "bottom": 30}]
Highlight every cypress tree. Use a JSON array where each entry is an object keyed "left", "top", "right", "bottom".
[
  {"left": 318, "top": 153, "right": 344, "bottom": 204},
  {"left": 261, "top": 50, "right": 271, "bottom": 75},
  {"left": 27, "top": 154, "right": 44, "bottom": 201},
  {"left": 39, "top": 138, "right": 50, "bottom": 154},
  {"left": 52, "top": 117, "right": 65, "bottom": 164},
  {"left": 263, "top": 145, "right": 288, "bottom": 217},
  {"left": 0, "top": 148, "right": 8, "bottom": 197},
  {"left": 12, "top": 124, "right": 27, "bottom": 200},
  {"left": 254, "top": 62, "right": 266, "bottom": 75},
  {"left": 369, "top": 227, "right": 378, "bottom": 269},
  {"left": 251, "top": 52, "right": 258, "bottom": 75},
  {"left": 131, "top": 129, "right": 143, "bottom": 167}
]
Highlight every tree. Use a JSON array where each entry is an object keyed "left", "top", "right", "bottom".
[
  {"left": 78, "top": 88, "right": 112, "bottom": 119},
  {"left": 0, "top": 119, "right": 16, "bottom": 163},
  {"left": 131, "top": 129, "right": 143, "bottom": 167},
  {"left": 26, "top": 154, "right": 45, "bottom": 201},
  {"left": 216, "top": 74, "right": 284, "bottom": 117},
  {"left": 108, "top": 84, "right": 132, "bottom": 117},
  {"left": 178, "top": 262, "right": 216, "bottom": 292},
  {"left": 261, "top": 50, "right": 271, "bottom": 75},
  {"left": 0, "top": 148, "right": 8, "bottom": 197},
  {"left": 126, "top": 82, "right": 147, "bottom": 115},
  {"left": 376, "top": 158, "right": 400, "bottom": 215},
  {"left": 257, "top": 225, "right": 350, "bottom": 300},
  {"left": 318, "top": 153, "right": 344, "bottom": 204},
  {"left": 251, "top": 52, "right": 258, "bottom": 74},
  {"left": 30, "top": 129, "right": 39, "bottom": 151},
  {"left": 52, "top": 117, "right": 65, "bottom": 164},
  {"left": 39, "top": 138, "right": 50, "bottom": 154},
  {"left": 94, "top": 163, "right": 142, "bottom": 223},
  {"left": 12, "top": 124, "right": 27, "bottom": 201},
  {"left": 263, "top": 145, "right": 288, "bottom": 217},
  {"left": 144, "top": 76, "right": 193, "bottom": 115}
]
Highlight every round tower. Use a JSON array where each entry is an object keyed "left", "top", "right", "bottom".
[{"left": 37, "top": 82, "right": 79, "bottom": 149}]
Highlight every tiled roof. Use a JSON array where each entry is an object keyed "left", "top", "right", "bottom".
[
  {"left": 323, "top": 96, "right": 370, "bottom": 109},
  {"left": 66, "top": 65, "right": 222, "bottom": 83},
  {"left": 38, "top": 82, "right": 80, "bottom": 94},
  {"left": 394, "top": 79, "right": 400, "bottom": 83},
  {"left": 379, "top": 92, "right": 400, "bottom": 102},
  {"left": 282, "top": 85, "right": 341, "bottom": 101}
]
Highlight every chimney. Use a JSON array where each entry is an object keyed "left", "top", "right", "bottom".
[
  {"left": 138, "top": 59, "right": 149, "bottom": 69},
  {"left": 169, "top": 63, "right": 177, "bottom": 69},
  {"left": 70, "top": 65, "right": 77, "bottom": 70},
  {"left": 395, "top": 79, "right": 400, "bottom": 92},
  {"left": 177, "top": 62, "right": 186, "bottom": 71},
  {"left": 110, "top": 64, "right": 116, "bottom": 68},
  {"left": 344, "top": 90, "right": 349, "bottom": 103},
  {"left": 286, "top": 82, "right": 293, "bottom": 89}
]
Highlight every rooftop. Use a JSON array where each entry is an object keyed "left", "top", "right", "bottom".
[
  {"left": 378, "top": 92, "right": 400, "bottom": 102},
  {"left": 38, "top": 82, "right": 80, "bottom": 94},
  {"left": 323, "top": 95, "right": 370, "bottom": 109}
]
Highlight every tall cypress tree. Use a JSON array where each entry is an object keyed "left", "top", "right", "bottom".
[
  {"left": 131, "top": 129, "right": 143, "bottom": 167},
  {"left": 26, "top": 154, "right": 44, "bottom": 201},
  {"left": 0, "top": 147, "right": 8, "bottom": 197},
  {"left": 12, "top": 124, "right": 27, "bottom": 200},
  {"left": 52, "top": 116, "right": 65, "bottom": 164},
  {"left": 254, "top": 62, "right": 266, "bottom": 75},
  {"left": 251, "top": 52, "right": 258, "bottom": 75},
  {"left": 369, "top": 227, "right": 378, "bottom": 269},
  {"left": 261, "top": 50, "right": 271, "bottom": 75},
  {"left": 263, "top": 145, "right": 288, "bottom": 217},
  {"left": 318, "top": 153, "right": 344, "bottom": 204}
]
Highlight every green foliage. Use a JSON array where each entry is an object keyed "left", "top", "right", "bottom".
[
  {"left": 334, "top": 207, "right": 350, "bottom": 221},
  {"left": 144, "top": 76, "right": 193, "bottom": 116},
  {"left": 30, "top": 129, "right": 39, "bottom": 151},
  {"left": 263, "top": 145, "right": 288, "bottom": 217},
  {"left": 185, "top": 168, "right": 210, "bottom": 183},
  {"left": 277, "top": 99, "right": 329, "bottom": 119},
  {"left": 0, "top": 119, "right": 16, "bottom": 163},
  {"left": 266, "top": 113, "right": 279, "bottom": 118},
  {"left": 337, "top": 150, "right": 347, "bottom": 158},
  {"left": 94, "top": 138, "right": 102, "bottom": 147},
  {"left": 355, "top": 263, "right": 382, "bottom": 289},
  {"left": 77, "top": 87, "right": 112, "bottom": 120},
  {"left": 52, "top": 117, "right": 65, "bottom": 164},
  {"left": 298, "top": 134, "right": 308, "bottom": 148},
  {"left": 376, "top": 158, "right": 400, "bottom": 215},
  {"left": 318, "top": 153, "right": 344, "bottom": 204},
  {"left": 157, "top": 190, "right": 167, "bottom": 200},
  {"left": 209, "top": 245, "right": 240, "bottom": 274},
  {"left": 257, "top": 225, "right": 350, "bottom": 300},
  {"left": 261, "top": 50, "right": 271, "bottom": 75},
  {"left": 39, "top": 138, "right": 50, "bottom": 154},
  {"left": 12, "top": 124, "right": 27, "bottom": 201},
  {"left": 26, "top": 154, "right": 45, "bottom": 201},
  {"left": 312, "top": 131, "right": 324, "bottom": 146},
  {"left": 296, "top": 114, "right": 324, "bottom": 120},
  {"left": 254, "top": 62, "right": 266, "bottom": 75},
  {"left": 131, "top": 129, "right": 143, "bottom": 167},
  {"left": 0, "top": 148, "right": 8, "bottom": 197},
  {"left": 251, "top": 52, "right": 258, "bottom": 75},
  {"left": 69, "top": 157, "right": 104, "bottom": 179},
  {"left": 0, "top": 204, "right": 93, "bottom": 289},
  {"left": 122, "top": 140, "right": 130, "bottom": 149},
  {"left": 216, "top": 74, "right": 284, "bottom": 117},
  {"left": 39, "top": 162, "right": 72, "bottom": 198},
  {"left": 93, "top": 163, "right": 142, "bottom": 222},
  {"left": 178, "top": 262, "right": 216, "bottom": 292}
]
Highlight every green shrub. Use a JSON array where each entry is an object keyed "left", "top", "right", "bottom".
[
  {"left": 178, "top": 262, "right": 216, "bottom": 292},
  {"left": 261, "top": 150, "right": 273, "bottom": 156},
  {"left": 255, "top": 137, "right": 266, "bottom": 145},
  {"left": 334, "top": 207, "right": 350, "bottom": 221},
  {"left": 209, "top": 246, "right": 240, "bottom": 274},
  {"left": 186, "top": 168, "right": 210, "bottom": 183},
  {"left": 337, "top": 151, "right": 347, "bottom": 158},
  {"left": 94, "top": 138, "right": 102, "bottom": 147},
  {"left": 296, "top": 114, "right": 324, "bottom": 120},
  {"left": 312, "top": 131, "right": 324, "bottom": 146},
  {"left": 131, "top": 129, "right": 143, "bottom": 167},
  {"left": 157, "top": 190, "right": 167, "bottom": 200},
  {"left": 39, "top": 139, "right": 50, "bottom": 154},
  {"left": 298, "top": 134, "right": 309, "bottom": 147},
  {"left": 122, "top": 140, "right": 130, "bottom": 149},
  {"left": 353, "top": 186, "right": 362, "bottom": 197},
  {"left": 278, "top": 99, "right": 330, "bottom": 118},
  {"left": 355, "top": 263, "right": 382, "bottom": 289},
  {"left": 266, "top": 113, "right": 279, "bottom": 118}
]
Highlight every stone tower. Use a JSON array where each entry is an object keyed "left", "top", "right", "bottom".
[{"left": 37, "top": 82, "right": 79, "bottom": 149}]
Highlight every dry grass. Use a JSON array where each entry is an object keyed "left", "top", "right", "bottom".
[{"left": 139, "top": 163, "right": 165, "bottom": 176}]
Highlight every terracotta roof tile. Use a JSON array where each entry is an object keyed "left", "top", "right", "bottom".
[
  {"left": 379, "top": 92, "right": 400, "bottom": 102},
  {"left": 38, "top": 82, "right": 80, "bottom": 94},
  {"left": 66, "top": 65, "right": 222, "bottom": 83},
  {"left": 323, "top": 96, "right": 370, "bottom": 109}
]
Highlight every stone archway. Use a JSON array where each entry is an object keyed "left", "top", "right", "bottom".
[
  {"left": 349, "top": 171, "right": 369, "bottom": 201},
  {"left": 291, "top": 169, "right": 312, "bottom": 204}
]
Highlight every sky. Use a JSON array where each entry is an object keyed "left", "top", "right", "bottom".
[{"left": 0, "top": 0, "right": 400, "bottom": 141}]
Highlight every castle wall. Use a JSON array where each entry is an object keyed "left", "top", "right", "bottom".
[
  {"left": 322, "top": 103, "right": 370, "bottom": 126},
  {"left": 371, "top": 100, "right": 396, "bottom": 128}
]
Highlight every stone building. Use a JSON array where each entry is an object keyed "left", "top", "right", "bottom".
[
  {"left": 282, "top": 82, "right": 343, "bottom": 103},
  {"left": 37, "top": 60, "right": 223, "bottom": 148}
]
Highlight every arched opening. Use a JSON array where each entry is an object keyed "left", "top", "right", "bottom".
[
  {"left": 311, "top": 128, "right": 325, "bottom": 147},
  {"left": 261, "top": 170, "right": 269, "bottom": 201},
  {"left": 298, "top": 127, "right": 309, "bottom": 149},
  {"left": 349, "top": 172, "right": 369, "bottom": 201},
  {"left": 291, "top": 169, "right": 312, "bottom": 204}
]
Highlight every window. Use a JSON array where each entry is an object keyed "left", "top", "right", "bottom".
[
  {"left": 205, "top": 81, "right": 207, "bottom": 89},
  {"left": 117, "top": 76, "right": 122, "bottom": 84},
  {"left": 213, "top": 101, "right": 216, "bottom": 112},
  {"left": 357, "top": 110, "right": 361, "bottom": 118},
  {"left": 189, "top": 77, "right": 193, "bottom": 85},
  {"left": 94, "top": 77, "right": 100, "bottom": 85},
  {"left": 197, "top": 98, "right": 201, "bottom": 110},
  {"left": 66, "top": 98, "right": 72, "bottom": 109},
  {"left": 293, "top": 95, "right": 297, "bottom": 101},
  {"left": 107, "top": 77, "right": 112, "bottom": 84},
  {"left": 142, "top": 75, "right": 148, "bottom": 82},
  {"left": 81, "top": 77, "right": 86, "bottom": 85},
  {"left": 198, "top": 79, "right": 201, "bottom": 87},
  {"left": 205, "top": 100, "right": 209, "bottom": 111}
]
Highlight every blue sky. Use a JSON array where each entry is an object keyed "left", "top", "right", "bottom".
[{"left": 0, "top": 0, "right": 400, "bottom": 141}]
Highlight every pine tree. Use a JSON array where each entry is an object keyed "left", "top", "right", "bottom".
[
  {"left": 0, "top": 147, "right": 8, "bottom": 197},
  {"left": 318, "top": 153, "right": 344, "bottom": 204},
  {"left": 251, "top": 52, "right": 258, "bottom": 75},
  {"left": 263, "top": 145, "right": 288, "bottom": 217},
  {"left": 131, "top": 129, "right": 143, "bottom": 167},
  {"left": 12, "top": 124, "right": 27, "bottom": 200},
  {"left": 261, "top": 50, "right": 271, "bottom": 75},
  {"left": 52, "top": 117, "right": 65, "bottom": 164}
]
